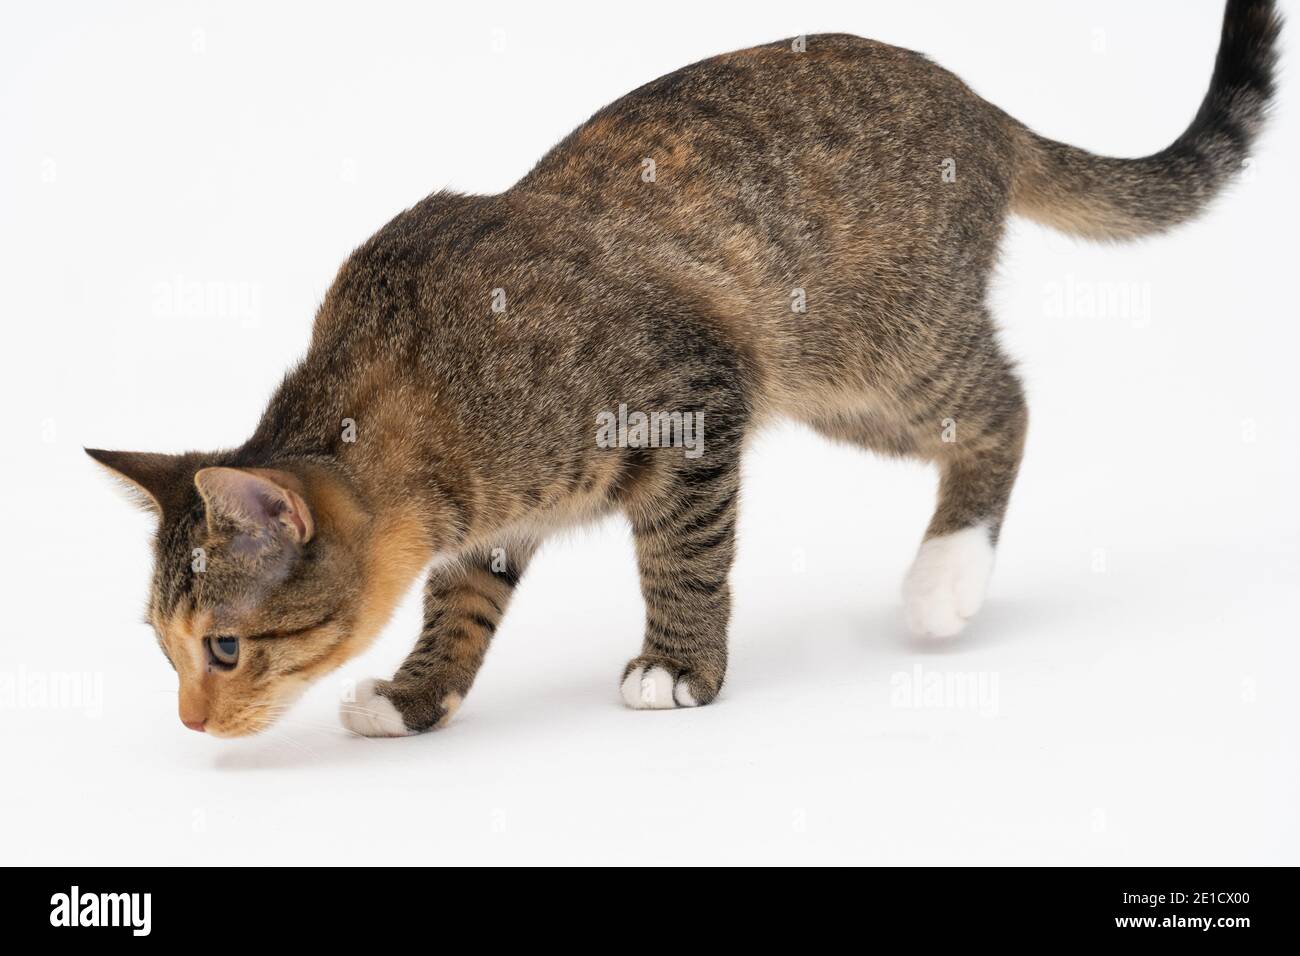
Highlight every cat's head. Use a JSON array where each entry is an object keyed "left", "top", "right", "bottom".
[{"left": 87, "top": 449, "right": 425, "bottom": 737}]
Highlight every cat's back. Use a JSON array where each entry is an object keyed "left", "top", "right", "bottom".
[
  {"left": 513, "top": 32, "right": 1016, "bottom": 308},
  {"left": 518, "top": 33, "right": 1005, "bottom": 201}
]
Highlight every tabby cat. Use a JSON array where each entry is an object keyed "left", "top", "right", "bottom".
[{"left": 90, "top": 1, "right": 1279, "bottom": 737}]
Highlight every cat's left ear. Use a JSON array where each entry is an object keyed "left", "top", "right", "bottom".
[
  {"left": 193, "top": 467, "right": 315, "bottom": 546},
  {"left": 86, "top": 448, "right": 191, "bottom": 516}
]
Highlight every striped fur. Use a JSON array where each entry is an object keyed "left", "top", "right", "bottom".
[{"left": 89, "top": 2, "right": 1278, "bottom": 735}]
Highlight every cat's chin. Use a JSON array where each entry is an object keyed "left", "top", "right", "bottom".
[
  {"left": 205, "top": 689, "right": 310, "bottom": 738},
  {"left": 200, "top": 719, "right": 260, "bottom": 739}
]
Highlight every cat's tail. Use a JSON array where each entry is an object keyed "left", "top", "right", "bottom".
[{"left": 1010, "top": 0, "right": 1280, "bottom": 241}]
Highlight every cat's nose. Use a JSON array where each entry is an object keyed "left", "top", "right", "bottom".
[{"left": 178, "top": 688, "right": 208, "bottom": 732}]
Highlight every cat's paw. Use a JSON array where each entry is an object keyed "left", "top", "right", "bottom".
[
  {"left": 902, "top": 525, "right": 995, "bottom": 638},
  {"left": 620, "top": 660, "right": 715, "bottom": 709},
  {"left": 339, "top": 678, "right": 414, "bottom": 737}
]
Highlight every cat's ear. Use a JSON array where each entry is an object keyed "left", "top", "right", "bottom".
[
  {"left": 86, "top": 448, "right": 191, "bottom": 516},
  {"left": 193, "top": 467, "right": 315, "bottom": 546}
]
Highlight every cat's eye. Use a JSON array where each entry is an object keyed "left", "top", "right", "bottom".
[{"left": 207, "top": 635, "right": 239, "bottom": 669}]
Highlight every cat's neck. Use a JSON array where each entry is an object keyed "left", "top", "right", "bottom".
[{"left": 236, "top": 350, "right": 477, "bottom": 559}]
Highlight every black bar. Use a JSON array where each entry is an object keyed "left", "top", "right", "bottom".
[{"left": 5, "top": 867, "right": 1292, "bottom": 942}]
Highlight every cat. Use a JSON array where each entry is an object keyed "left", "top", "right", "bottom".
[{"left": 89, "top": 1, "right": 1279, "bottom": 737}]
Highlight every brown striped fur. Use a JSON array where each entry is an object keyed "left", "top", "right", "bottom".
[{"left": 89, "top": 2, "right": 1278, "bottom": 736}]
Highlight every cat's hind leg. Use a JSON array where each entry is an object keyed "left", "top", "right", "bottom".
[
  {"left": 900, "top": 358, "right": 1027, "bottom": 638},
  {"left": 809, "top": 339, "right": 1027, "bottom": 638}
]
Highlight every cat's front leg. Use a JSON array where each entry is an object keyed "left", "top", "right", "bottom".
[
  {"left": 340, "top": 541, "right": 534, "bottom": 737},
  {"left": 620, "top": 448, "right": 740, "bottom": 710}
]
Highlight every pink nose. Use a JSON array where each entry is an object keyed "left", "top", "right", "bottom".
[{"left": 183, "top": 719, "right": 206, "bottom": 733}]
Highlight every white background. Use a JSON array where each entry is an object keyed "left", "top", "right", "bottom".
[{"left": 2, "top": 1, "right": 1296, "bottom": 865}]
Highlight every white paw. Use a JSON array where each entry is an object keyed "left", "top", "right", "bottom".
[
  {"left": 902, "top": 525, "right": 995, "bottom": 638},
  {"left": 339, "top": 678, "right": 413, "bottom": 737},
  {"left": 621, "top": 665, "right": 698, "bottom": 710}
]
